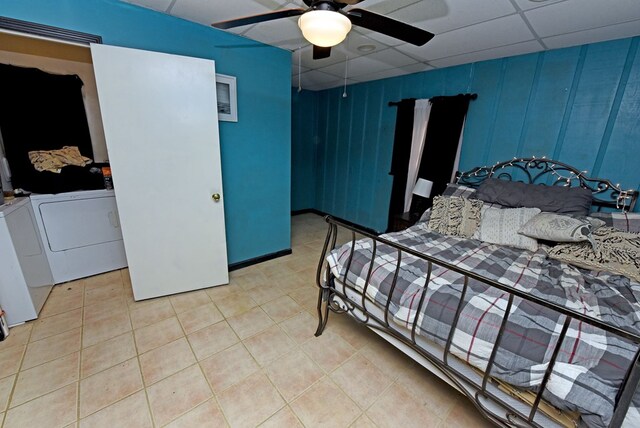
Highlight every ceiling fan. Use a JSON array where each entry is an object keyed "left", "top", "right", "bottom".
[{"left": 212, "top": 0, "right": 434, "bottom": 60}]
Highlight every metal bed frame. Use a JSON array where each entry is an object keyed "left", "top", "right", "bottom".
[{"left": 313, "top": 157, "right": 640, "bottom": 427}]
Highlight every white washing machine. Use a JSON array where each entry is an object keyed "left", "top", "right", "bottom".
[
  {"left": 0, "top": 198, "right": 54, "bottom": 325},
  {"left": 30, "top": 189, "right": 128, "bottom": 284}
]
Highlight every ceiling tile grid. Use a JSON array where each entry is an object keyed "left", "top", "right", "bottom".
[{"left": 122, "top": 0, "right": 640, "bottom": 90}]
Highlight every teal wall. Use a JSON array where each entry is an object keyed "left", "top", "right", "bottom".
[
  {"left": 1, "top": 0, "right": 292, "bottom": 264},
  {"left": 292, "top": 36, "right": 640, "bottom": 232},
  {"left": 291, "top": 89, "right": 318, "bottom": 211}
]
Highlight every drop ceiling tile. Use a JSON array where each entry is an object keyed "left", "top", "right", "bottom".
[
  {"left": 354, "top": 0, "right": 423, "bottom": 15},
  {"left": 525, "top": 0, "right": 640, "bottom": 37},
  {"left": 318, "top": 48, "right": 418, "bottom": 77},
  {"left": 396, "top": 14, "right": 536, "bottom": 61},
  {"left": 428, "top": 40, "right": 543, "bottom": 68},
  {"left": 385, "top": 0, "right": 517, "bottom": 35},
  {"left": 243, "top": 16, "right": 302, "bottom": 45},
  {"left": 293, "top": 45, "right": 350, "bottom": 70},
  {"left": 511, "top": 0, "right": 567, "bottom": 11},
  {"left": 123, "top": 0, "right": 173, "bottom": 13},
  {"left": 352, "top": 62, "right": 434, "bottom": 83},
  {"left": 542, "top": 20, "right": 640, "bottom": 49},
  {"left": 170, "top": 0, "right": 289, "bottom": 26}
]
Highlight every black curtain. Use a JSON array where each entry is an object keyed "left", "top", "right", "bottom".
[
  {"left": 387, "top": 99, "right": 415, "bottom": 230},
  {"left": 0, "top": 64, "right": 102, "bottom": 193},
  {"left": 417, "top": 94, "right": 474, "bottom": 200}
]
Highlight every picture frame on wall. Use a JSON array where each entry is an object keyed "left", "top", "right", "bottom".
[{"left": 215, "top": 74, "right": 237, "bottom": 122}]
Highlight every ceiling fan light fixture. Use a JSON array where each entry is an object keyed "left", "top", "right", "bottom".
[{"left": 298, "top": 10, "right": 352, "bottom": 47}]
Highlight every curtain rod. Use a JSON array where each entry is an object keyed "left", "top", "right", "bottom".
[{"left": 388, "top": 93, "right": 477, "bottom": 107}]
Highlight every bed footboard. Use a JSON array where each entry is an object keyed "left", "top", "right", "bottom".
[{"left": 314, "top": 215, "right": 640, "bottom": 428}]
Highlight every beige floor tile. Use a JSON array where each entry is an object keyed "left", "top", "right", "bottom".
[
  {"left": 1, "top": 324, "right": 32, "bottom": 348},
  {"left": 302, "top": 331, "right": 357, "bottom": 372},
  {"left": 259, "top": 405, "right": 303, "bottom": 427},
  {"left": 441, "top": 400, "right": 495, "bottom": 428},
  {"left": 31, "top": 308, "right": 82, "bottom": 342},
  {"left": 4, "top": 383, "right": 77, "bottom": 428},
  {"left": 84, "top": 282, "right": 124, "bottom": 307},
  {"left": 250, "top": 283, "right": 288, "bottom": 305},
  {"left": 79, "top": 390, "right": 152, "bottom": 428},
  {"left": 366, "top": 383, "right": 441, "bottom": 428},
  {"left": 330, "top": 354, "right": 393, "bottom": 409},
  {"left": 205, "top": 283, "right": 242, "bottom": 302},
  {"left": 266, "top": 350, "right": 324, "bottom": 402},
  {"left": 244, "top": 325, "right": 296, "bottom": 366},
  {"left": 358, "top": 337, "right": 414, "bottom": 380},
  {"left": 165, "top": 399, "right": 227, "bottom": 428},
  {"left": 351, "top": 414, "right": 377, "bottom": 428},
  {"left": 11, "top": 352, "right": 79, "bottom": 407},
  {"left": 279, "top": 311, "right": 318, "bottom": 344},
  {"left": 169, "top": 290, "right": 211, "bottom": 314},
  {"left": 49, "top": 281, "right": 84, "bottom": 298},
  {"left": 83, "top": 310, "right": 131, "bottom": 348},
  {"left": 177, "top": 303, "right": 223, "bottom": 334},
  {"left": 259, "top": 262, "right": 297, "bottom": 279},
  {"left": 227, "top": 307, "right": 275, "bottom": 340},
  {"left": 200, "top": 343, "right": 259, "bottom": 392},
  {"left": 324, "top": 314, "right": 375, "bottom": 350},
  {"left": 22, "top": 328, "right": 81, "bottom": 370},
  {"left": 134, "top": 316, "right": 184, "bottom": 354},
  {"left": 187, "top": 321, "right": 239, "bottom": 361},
  {"left": 396, "top": 362, "right": 461, "bottom": 415},
  {"left": 129, "top": 298, "right": 175, "bottom": 329},
  {"left": 215, "top": 292, "right": 258, "bottom": 318},
  {"left": 232, "top": 271, "right": 270, "bottom": 291},
  {"left": 140, "top": 337, "right": 196, "bottom": 385},
  {"left": 81, "top": 332, "right": 137, "bottom": 378},
  {"left": 79, "top": 358, "right": 143, "bottom": 418},
  {"left": 290, "top": 378, "right": 360, "bottom": 428},
  {"left": 82, "top": 295, "right": 128, "bottom": 324},
  {"left": 288, "top": 288, "right": 319, "bottom": 313},
  {"left": 0, "top": 345, "right": 25, "bottom": 379},
  {"left": 0, "top": 375, "right": 16, "bottom": 412},
  {"left": 39, "top": 292, "right": 84, "bottom": 318},
  {"left": 261, "top": 296, "right": 304, "bottom": 323},
  {"left": 83, "top": 271, "right": 123, "bottom": 290},
  {"left": 218, "top": 372, "right": 285, "bottom": 427},
  {"left": 147, "top": 365, "right": 212, "bottom": 426}
]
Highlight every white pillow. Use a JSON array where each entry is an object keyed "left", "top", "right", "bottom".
[{"left": 477, "top": 207, "right": 541, "bottom": 251}]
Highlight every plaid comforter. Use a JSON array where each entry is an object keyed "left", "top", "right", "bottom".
[{"left": 327, "top": 222, "right": 640, "bottom": 428}]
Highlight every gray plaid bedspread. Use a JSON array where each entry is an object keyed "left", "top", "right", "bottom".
[{"left": 326, "top": 222, "right": 640, "bottom": 428}]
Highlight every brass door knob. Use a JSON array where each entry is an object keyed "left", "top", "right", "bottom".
[{"left": 212, "top": 193, "right": 221, "bottom": 202}]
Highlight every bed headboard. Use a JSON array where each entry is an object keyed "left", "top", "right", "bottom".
[{"left": 455, "top": 157, "right": 638, "bottom": 212}]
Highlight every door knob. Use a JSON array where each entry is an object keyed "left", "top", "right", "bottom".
[{"left": 212, "top": 193, "right": 221, "bottom": 202}]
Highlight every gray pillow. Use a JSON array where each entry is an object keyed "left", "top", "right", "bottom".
[
  {"left": 477, "top": 207, "right": 541, "bottom": 251},
  {"left": 589, "top": 212, "right": 640, "bottom": 233},
  {"left": 475, "top": 178, "right": 592, "bottom": 216},
  {"left": 518, "top": 213, "right": 594, "bottom": 244}
]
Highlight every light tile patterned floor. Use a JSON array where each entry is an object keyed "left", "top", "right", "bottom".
[{"left": 0, "top": 213, "right": 495, "bottom": 427}]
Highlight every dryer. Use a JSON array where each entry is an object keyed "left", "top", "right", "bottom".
[{"left": 30, "top": 189, "right": 128, "bottom": 284}]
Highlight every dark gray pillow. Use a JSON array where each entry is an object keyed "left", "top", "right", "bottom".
[{"left": 475, "top": 178, "right": 592, "bottom": 216}]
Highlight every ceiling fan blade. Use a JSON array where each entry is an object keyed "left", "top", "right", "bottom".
[
  {"left": 345, "top": 8, "right": 434, "bottom": 46},
  {"left": 313, "top": 45, "right": 331, "bottom": 60},
  {"left": 212, "top": 8, "right": 305, "bottom": 29}
]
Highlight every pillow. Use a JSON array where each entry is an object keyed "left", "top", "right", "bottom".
[
  {"left": 427, "top": 196, "right": 483, "bottom": 238},
  {"left": 588, "top": 211, "right": 640, "bottom": 233},
  {"left": 477, "top": 207, "right": 541, "bottom": 251},
  {"left": 442, "top": 183, "right": 477, "bottom": 199},
  {"left": 518, "top": 212, "right": 595, "bottom": 245},
  {"left": 475, "top": 178, "right": 593, "bottom": 216},
  {"left": 548, "top": 227, "right": 640, "bottom": 283}
]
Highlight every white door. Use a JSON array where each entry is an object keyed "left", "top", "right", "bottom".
[{"left": 91, "top": 44, "right": 228, "bottom": 301}]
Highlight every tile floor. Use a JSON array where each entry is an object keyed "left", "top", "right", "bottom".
[{"left": 0, "top": 213, "right": 495, "bottom": 427}]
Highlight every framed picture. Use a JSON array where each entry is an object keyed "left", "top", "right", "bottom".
[{"left": 215, "top": 74, "right": 238, "bottom": 122}]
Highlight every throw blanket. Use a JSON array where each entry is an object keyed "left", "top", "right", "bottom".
[
  {"left": 28, "top": 146, "right": 93, "bottom": 173},
  {"left": 327, "top": 222, "right": 640, "bottom": 428},
  {"left": 549, "top": 227, "right": 640, "bottom": 283}
]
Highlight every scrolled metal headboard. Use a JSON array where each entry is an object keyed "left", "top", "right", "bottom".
[{"left": 455, "top": 156, "right": 638, "bottom": 212}]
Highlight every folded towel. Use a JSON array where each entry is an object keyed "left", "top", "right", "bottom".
[{"left": 28, "top": 146, "right": 93, "bottom": 173}]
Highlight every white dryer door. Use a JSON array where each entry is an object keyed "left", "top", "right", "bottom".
[{"left": 91, "top": 44, "right": 229, "bottom": 301}]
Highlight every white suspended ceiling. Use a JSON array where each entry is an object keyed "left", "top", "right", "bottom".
[{"left": 122, "top": 0, "right": 640, "bottom": 91}]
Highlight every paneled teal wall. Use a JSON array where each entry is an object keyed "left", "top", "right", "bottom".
[
  {"left": 2, "top": 0, "right": 292, "bottom": 264},
  {"left": 291, "top": 89, "right": 318, "bottom": 211},
  {"left": 293, "top": 37, "right": 640, "bottom": 232}
]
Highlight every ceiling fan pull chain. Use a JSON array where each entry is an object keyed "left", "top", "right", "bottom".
[{"left": 342, "top": 54, "right": 348, "bottom": 98}]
